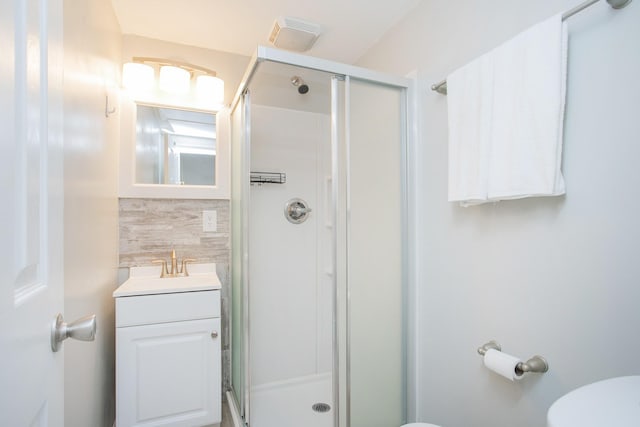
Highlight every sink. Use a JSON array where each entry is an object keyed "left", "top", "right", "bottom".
[
  {"left": 112, "top": 262, "right": 222, "bottom": 426},
  {"left": 547, "top": 376, "right": 640, "bottom": 427},
  {"left": 113, "top": 263, "right": 221, "bottom": 297}
]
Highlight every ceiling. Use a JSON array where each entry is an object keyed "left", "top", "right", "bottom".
[{"left": 110, "top": 0, "right": 421, "bottom": 64}]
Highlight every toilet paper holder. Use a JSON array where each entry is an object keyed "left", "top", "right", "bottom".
[{"left": 477, "top": 340, "right": 549, "bottom": 375}]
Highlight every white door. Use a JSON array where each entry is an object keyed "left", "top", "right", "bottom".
[{"left": 0, "top": 0, "right": 65, "bottom": 425}]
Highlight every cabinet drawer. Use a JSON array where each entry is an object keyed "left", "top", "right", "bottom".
[{"left": 116, "top": 290, "right": 220, "bottom": 327}]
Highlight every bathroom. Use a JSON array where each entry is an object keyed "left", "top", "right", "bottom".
[{"left": 1, "top": 0, "right": 639, "bottom": 426}]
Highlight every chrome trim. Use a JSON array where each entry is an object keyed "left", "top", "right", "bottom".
[
  {"left": 564, "top": 0, "right": 632, "bottom": 20},
  {"left": 565, "top": 0, "right": 633, "bottom": 18},
  {"left": 608, "top": 0, "right": 632, "bottom": 9},
  {"left": 256, "top": 46, "right": 411, "bottom": 88},
  {"left": 231, "top": 50, "right": 260, "bottom": 113},
  {"left": 330, "top": 75, "right": 341, "bottom": 427},
  {"left": 430, "top": 80, "right": 447, "bottom": 95},
  {"left": 229, "top": 98, "right": 241, "bottom": 419},
  {"left": 51, "top": 313, "right": 97, "bottom": 352},
  {"left": 517, "top": 356, "right": 549, "bottom": 375},
  {"left": 284, "top": 198, "right": 312, "bottom": 224},
  {"left": 399, "top": 84, "right": 410, "bottom": 424},
  {"left": 477, "top": 340, "right": 502, "bottom": 356},
  {"left": 226, "top": 389, "right": 247, "bottom": 427},
  {"left": 231, "top": 46, "right": 410, "bottom": 112},
  {"left": 242, "top": 90, "right": 252, "bottom": 425},
  {"left": 344, "top": 75, "right": 352, "bottom": 427},
  {"left": 405, "top": 73, "right": 419, "bottom": 422}
]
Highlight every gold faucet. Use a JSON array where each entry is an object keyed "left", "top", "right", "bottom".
[
  {"left": 151, "top": 259, "right": 168, "bottom": 278},
  {"left": 152, "top": 250, "right": 195, "bottom": 278},
  {"left": 170, "top": 249, "right": 178, "bottom": 276}
]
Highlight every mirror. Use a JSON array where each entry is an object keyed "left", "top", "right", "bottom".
[
  {"left": 119, "top": 98, "right": 230, "bottom": 199},
  {"left": 135, "top": 105, "right": 216, "bottom": 186}
]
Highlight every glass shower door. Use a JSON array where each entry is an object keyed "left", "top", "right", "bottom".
[
  {"left": 334, "top": 77, "right": 407, "bottom": 427},
  {"left": 231, "top": 51, "right": 409, "bottom": 427},
  {"left": 246, "top": 62, "right": 335, "bottom": 427},
  {"left": 230, "top": 90, "right": 251, "bottom": 423}
]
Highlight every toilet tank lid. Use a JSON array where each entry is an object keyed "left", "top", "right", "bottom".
[{"left": 547, "top": 375, "right": 640, "bottom": 427}]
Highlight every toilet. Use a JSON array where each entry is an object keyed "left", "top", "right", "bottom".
[{"left": 547, "top": 376, "right": 640, "bottom": 427}]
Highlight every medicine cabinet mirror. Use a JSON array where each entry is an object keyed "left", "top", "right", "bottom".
[{"left": 119, "top": 100, "right": 230, "bottom": 199}]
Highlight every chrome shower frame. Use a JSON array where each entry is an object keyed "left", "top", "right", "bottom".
[{"left": 229, "top": 45, "right": 414, "bottom": 427}]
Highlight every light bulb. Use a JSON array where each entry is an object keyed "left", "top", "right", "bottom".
[
  {"left": 196, "top": 75, "right": 225, "bottom": 105},
  {"left": 159, "top": 65, "right": 190, "bottom": 94},
  {"left": 122, "top": 63, "right": 154, "bottom": 91}
]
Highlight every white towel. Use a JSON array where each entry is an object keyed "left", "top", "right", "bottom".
[
  {"left": 447, "top": 54, "right": 494, "bottom": 205},
  {"left": 447, "top": 13, "right": 568, "bottom": 206}
]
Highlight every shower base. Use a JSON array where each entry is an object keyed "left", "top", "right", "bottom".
[{"left": 250, "top": 373, "right": 333, "bottom": 427}]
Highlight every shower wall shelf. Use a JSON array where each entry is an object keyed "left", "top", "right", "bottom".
[{"left": 250, "top": 172, "right": 287, "bottom": 185}]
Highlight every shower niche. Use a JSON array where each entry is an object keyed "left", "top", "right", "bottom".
[{"left": 230, "top": 47, "right": 409, "bottom": 427}]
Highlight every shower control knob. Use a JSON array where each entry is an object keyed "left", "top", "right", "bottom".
[
  {"left": 284, "top": 198, "right": 312, "bottom": 224},
  {"left": 292, "top": 205, "right": 311, "bottom": 216}
]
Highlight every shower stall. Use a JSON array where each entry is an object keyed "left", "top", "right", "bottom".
[{"left": 230, "top": 47, "right": 410, "bottom": 427}]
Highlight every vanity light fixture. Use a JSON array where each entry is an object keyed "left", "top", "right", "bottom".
[
  {"left": 122, "top": 62, "right": 154, "bottom": 91},
  {"left": 121, "top": 57, "right": 225, "bottom": 109},
  {"left": 159, "top": 65, "right": 190, "bottom": 94},
  {"left": 196, "top": 74, "right": 225, "bottom": 105}
]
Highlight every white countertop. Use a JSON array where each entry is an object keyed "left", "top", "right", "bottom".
[{"left": 113, "top": 263, "right": 221, "bottom": 298}]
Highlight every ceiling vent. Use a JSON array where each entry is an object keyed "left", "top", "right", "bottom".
[{"left": 268, "top": 16, "right": 322, "bottom": 52}]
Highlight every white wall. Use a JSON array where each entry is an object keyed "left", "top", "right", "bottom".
[
  {"left": 249, "top": 105, "right": 332, "bottom": 385},
  {"left": 357, "top": 1, "right": 640, "bottom": 426},
  {"left": 63, "top": 1, "right": 121, "bottom": 425}
]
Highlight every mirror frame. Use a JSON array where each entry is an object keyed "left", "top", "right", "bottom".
[{"left": 119, "top": 97, "right": 230, "bottom": 199}]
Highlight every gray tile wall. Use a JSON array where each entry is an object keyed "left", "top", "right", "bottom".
[
  {"left": 119, "top": 197, "right": 232, "bottom": 395},
  {"left": 119, "top": 198, "right": 229, "bottom": 267}
]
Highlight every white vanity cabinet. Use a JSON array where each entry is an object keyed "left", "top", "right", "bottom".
[{"left": 113, "top": 266, "right": 222, "bottom": 427}]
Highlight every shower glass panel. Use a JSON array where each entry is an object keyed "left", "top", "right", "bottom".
[
  {"left": 247, "top": 61, "right": 335, "bottom": 427},
  {"left": 346, "top": 78, "right": 406, "bottom": 427},
  {"left": 230, "top": 91, "right": 250, "bottom": 419},
  {"left": 229, "top": 47, "right": 409, "bottom": 427}
]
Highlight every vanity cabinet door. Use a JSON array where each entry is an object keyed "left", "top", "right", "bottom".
[{"left": 116, "top": 317, "right": 221, "bottom": 427}]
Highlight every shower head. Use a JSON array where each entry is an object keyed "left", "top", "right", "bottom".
[{"left": 291, "top": 76, "right": 309, "bottom": 94}]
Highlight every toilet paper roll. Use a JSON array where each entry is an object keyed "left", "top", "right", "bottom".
[{"left": 483, "top": 348, "right": 524, "bottom": 381}]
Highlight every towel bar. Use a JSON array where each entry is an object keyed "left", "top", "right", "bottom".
[{"left": 431, "top": 0, "right": 632, "bottom": 95}]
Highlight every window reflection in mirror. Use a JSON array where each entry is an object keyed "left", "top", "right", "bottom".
[{"left": 135, "top": 104, "right": 216, "bottom": 186}]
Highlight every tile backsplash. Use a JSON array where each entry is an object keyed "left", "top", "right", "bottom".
[{"left": 119, "top": 198, "right": 229, "bottom": 267}]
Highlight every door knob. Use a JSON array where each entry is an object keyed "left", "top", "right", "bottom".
[{"left": 51, "top": 313, "right": 97, "bottom": 352}]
